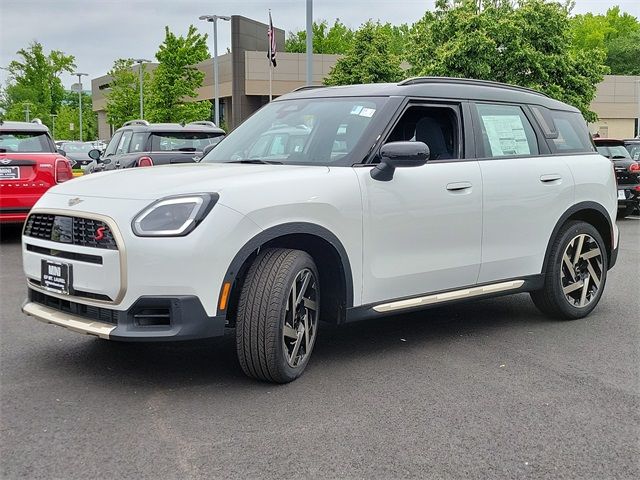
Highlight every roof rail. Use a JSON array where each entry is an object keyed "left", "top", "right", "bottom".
[
  {"left": 122, "top": 119, "right": 150, "bottom": 127},
  {"left": 398, "top": 76, "right": 549, "bottom": 98},
  {"left": 291, "top": 85, "right": 327, "bottom": 93},
  {"left": 187, "top": 120, "right": 217, "bottom": 127},
  {"left": 31, "top": 118, "right": 43, "bottom": 124}
]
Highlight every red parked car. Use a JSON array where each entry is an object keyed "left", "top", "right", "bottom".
[{"left": 0, "top": 120, "right": 73, "bottom": 224}]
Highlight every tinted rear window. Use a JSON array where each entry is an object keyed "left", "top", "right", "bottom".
[
  {"left": 529, "top": 106, "right": 594, "bottom": 154},
  {"left": 150, "top": 132, "right": 224, "bottom": 152},
  {"left": 0, "top": 132, "right": 54, "bottom": 153}
]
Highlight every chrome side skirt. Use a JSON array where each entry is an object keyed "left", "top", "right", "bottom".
[
  {"left": 22, "top": 302, "right": 115, "bottom": 339},
  {"left": 372, "top": 280, "right": 526, "bottom": 313}
]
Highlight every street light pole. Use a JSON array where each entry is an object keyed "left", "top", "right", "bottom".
[
  {"left": 636, "top": 79, "right": 640, "bottom": 138},
  {"left": 199, "top": 14, "right": 231, "bottom": 127},
  {"left": 73, "top": 72, "right": 88, "bottom": 141},
  {"left": 133, "top": 59, "right": 151, "bottom": 119},
  {"left": 50, "top": 114, "right": 57, "bottom": 140},
  {"left": 23, "top": 102, "right": 31, "bottom": 122},
  {"left": 306, "top": 0, "right": 313, "bottom": 86}
]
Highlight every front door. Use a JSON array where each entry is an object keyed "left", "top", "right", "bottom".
[{"left": 355, "top": 103, "right": 483, "bottom": 306}]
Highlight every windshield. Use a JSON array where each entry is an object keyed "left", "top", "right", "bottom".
[
  {"left": 150, "top": 132, "right": 224, "bottom": 152},
  {"left": 596, "top": 145, "right": 631, "bottom": 159},
  {"left": 0, "top": 132, "right": 54, "bottom": 153},
  {"left": 61, "top": 142, "right": 93, "bottom": 153},
  {"left": 202, "top": 97, "right": 388, "bottom": 166}
]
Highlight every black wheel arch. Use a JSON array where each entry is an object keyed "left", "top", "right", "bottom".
[
  {"left": 218, "top": 222, "right": 354, "bottom": 326},
  {"left": 541, "top": 201, "right": 614, "bottom": 276}
]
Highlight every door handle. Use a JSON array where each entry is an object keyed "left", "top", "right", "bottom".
[
  {"left": 446, "top": 182, "right": 472, "bottom": 191},
  {"left": 540, "top": 174, "right": 562, "bottom": 183}
]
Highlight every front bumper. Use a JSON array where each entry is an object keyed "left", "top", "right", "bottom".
[{"left": 23, "top": 289, "right": 226, "bottom": 341}]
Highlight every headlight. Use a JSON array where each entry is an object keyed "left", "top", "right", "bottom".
[{"left": 132, "top": 193, "right": 219, "bottom": 237}]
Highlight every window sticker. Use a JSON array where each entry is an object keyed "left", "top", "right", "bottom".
[
  {"left": 359, "top": 107, "right": 376, "bottom": 118},
  {"left": 350, "top": 105, "right": 364, "bottom": 115},
  {"left": 481, "top": 114, "right": 531, "bottom": 156}
]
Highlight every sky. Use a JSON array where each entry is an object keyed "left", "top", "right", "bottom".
[{"left": 1, "top": 0, "right": 639, "bottom": 89}]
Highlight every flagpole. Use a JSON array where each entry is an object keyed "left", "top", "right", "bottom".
[
  {"left": 268, "top": 9, "right": 273, "bottom": 102},
  {"left": 269, "top": 61, "right": 273, "bottom": 102}
]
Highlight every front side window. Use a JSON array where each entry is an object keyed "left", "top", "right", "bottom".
[
  {"left": 530, "top": 106, "right": 594, "bottom": 154},
  {"left": 202, "top": 97, "right": 389, "bottom": 166},
  {"left": 624, "top": 143, "right": 640, "bottom": 161},
  {"left": 150, "top": 132, "right": 224, "bottom": 152},
  {"left": 0, "top": 132, "right": 54, "bottom": 153},
  {"left": 384, "top": 105, "right": 460, "bottom": 160},
  {"left": 476, "top": 103, "right": 539, "bottom": 158},
  {"left": 103, "top": 132, "right": 122, "bottom": 157},
  {"left": 116, "top": 131, "right": 133, "bottom": 155}
]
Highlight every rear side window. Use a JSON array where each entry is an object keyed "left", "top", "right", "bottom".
[
  {"left": 529, "top": 106, "right": 594, "bottom": 154},
  {"left": 475, "top": 103, "right": 539, "bottom": 157},
  {"left": 150, "top": 132, "right": 224, "bottom": 152}
]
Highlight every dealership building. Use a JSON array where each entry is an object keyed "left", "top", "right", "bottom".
[{"left": 91, "top": 15, "right": 640, "bottom": 140}]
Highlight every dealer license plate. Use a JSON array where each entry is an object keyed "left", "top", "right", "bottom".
[
  {"left": 618, "top": 190, "right": 626, "bottom": 200},
  {"left": 0, "top": 166, "right": 19, "bottom": 180},
  {"left": 41, "top": 259, "right": 72, "bottom": 295}
]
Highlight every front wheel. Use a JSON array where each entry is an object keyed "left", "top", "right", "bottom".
[
  {"left": 236, "top": 248, "right": 320, "bottom": 383},
  {"left": 531, "top": 221, "right": 608, "bottom": 320}
]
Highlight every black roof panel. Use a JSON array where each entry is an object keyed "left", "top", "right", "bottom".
[{"left": 278, "top": 77, "right": 579, "bottom": 112}]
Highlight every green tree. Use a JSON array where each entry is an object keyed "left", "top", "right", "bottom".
[
  {"left": 324, "top": 21, "right": 404, "bottom": 86},
  {"left": 407, "top": 0, "right": 608, "bottom": 121},
  {"left": 570, "top": 6, "right": 640, "bottom": 75},
  {"left": 105, "top": 58, "right": 150, "bottom": 129},
  {"left": 146, "top": 25, "right": 211, "bottom": 123},
  {"left": 0, "top": 41, "right": 75, "bottom": 127},
  {"left": 285, "top": 19, "right": 354, "bottom": 54}
]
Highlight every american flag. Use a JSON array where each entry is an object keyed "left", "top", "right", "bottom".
[{"left": 267, "top": 11, "right": 277, "bottom": 68}]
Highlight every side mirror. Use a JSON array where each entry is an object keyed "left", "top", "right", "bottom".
[
  {"left": 88, "top": 149, "right": 101, "bottom": 160},
  {"left": 370, "top": 141, "right": 429, "bottom": 181},
  {"left": 57, "top": 149, "right": 66, "bottom": 157}
]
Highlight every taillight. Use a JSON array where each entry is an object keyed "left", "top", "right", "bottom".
[
  {"left": 137, "top": 156, "right": 153, "bottom": 167},
  {"left": 634, "top": 186, "right": 640, "bottom": 192},
  {"left": 55, "top": 158, "right": 73, "bottom": 183},
  {"left": 628, "top": 162, "right": 640, "bottom": 173}
]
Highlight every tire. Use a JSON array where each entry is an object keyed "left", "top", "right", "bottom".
[
  {"left": 236, "top": 248, "right": 320, "bottom": 383},
  {"left": 531, "top": 221, "right": 608, "bottom": 320}
]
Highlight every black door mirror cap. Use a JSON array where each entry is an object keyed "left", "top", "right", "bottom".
[
  {"left": 88, "top": 149, "right": 101, "bottom": 160},
  {"left": 371, "top": 141, "right": 430, "bottom": 181}
]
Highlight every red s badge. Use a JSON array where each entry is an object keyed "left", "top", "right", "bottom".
[{"left": 94, "top": 227, "right": 106, "bottom": 241}]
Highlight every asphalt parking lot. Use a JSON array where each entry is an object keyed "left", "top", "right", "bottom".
[{"left": 1, "top": 219, "right": 638, "bottom": 480}]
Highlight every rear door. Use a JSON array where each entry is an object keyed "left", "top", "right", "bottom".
[{"left": 472, "top": 102, "right": 575, "bottom": 282}]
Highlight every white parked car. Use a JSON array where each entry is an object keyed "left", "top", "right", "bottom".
[{"left": 21, "top": 78, "right": 619, "bottom": 383}]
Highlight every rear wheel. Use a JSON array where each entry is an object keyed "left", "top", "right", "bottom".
[
  {"left": 531, "top": 221, "right": 607, "bottom": 320},
  {"left": 236, "top": 248, "right": 319, "bottom": 383}
]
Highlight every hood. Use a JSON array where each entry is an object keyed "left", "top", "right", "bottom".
[{"left": 46, "top": 162, "right": 330, "bottom": 200}]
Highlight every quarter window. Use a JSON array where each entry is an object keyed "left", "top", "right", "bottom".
[
  {"left": 476, "top": 103, "right": 539, "bottom": 157},
  {"left": 529, "top": 106, "right": 595, "bottom": 153}
]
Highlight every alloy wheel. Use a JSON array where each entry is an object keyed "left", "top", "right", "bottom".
[
  {"left": 282, "top": 268, "right": 318, "bottom": 368},
  {"left": 560, "top": 234, "right": 603, "bottom": 308}
]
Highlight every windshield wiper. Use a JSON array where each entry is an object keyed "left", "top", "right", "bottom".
[{"left": 228, "top": 159, "right": 283, "bottom": 165}]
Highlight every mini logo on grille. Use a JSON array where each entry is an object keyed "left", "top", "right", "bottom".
[
  {"left": 68, "top": 197, "right": 83, "bottom": 206},
  {"left": 0, "top": 159, "right": 11, "bottom": 165},
  {"left": 94, "top": 226, "right": 106, "bottom": 241}
]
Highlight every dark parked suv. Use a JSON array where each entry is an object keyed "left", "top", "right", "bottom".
[
  {"left": 594, "top": 138, "right": 640, "bottom": 217},
  {"left": 87, "top": 120, "right": 225, "bottom": 172}
]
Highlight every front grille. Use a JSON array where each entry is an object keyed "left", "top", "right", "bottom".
[
  {"left": 29, "top": 289, "right": 119, "bottom": 325},
  {"left": 24, "top": 214, "right": 118, "bottom": 250}
]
